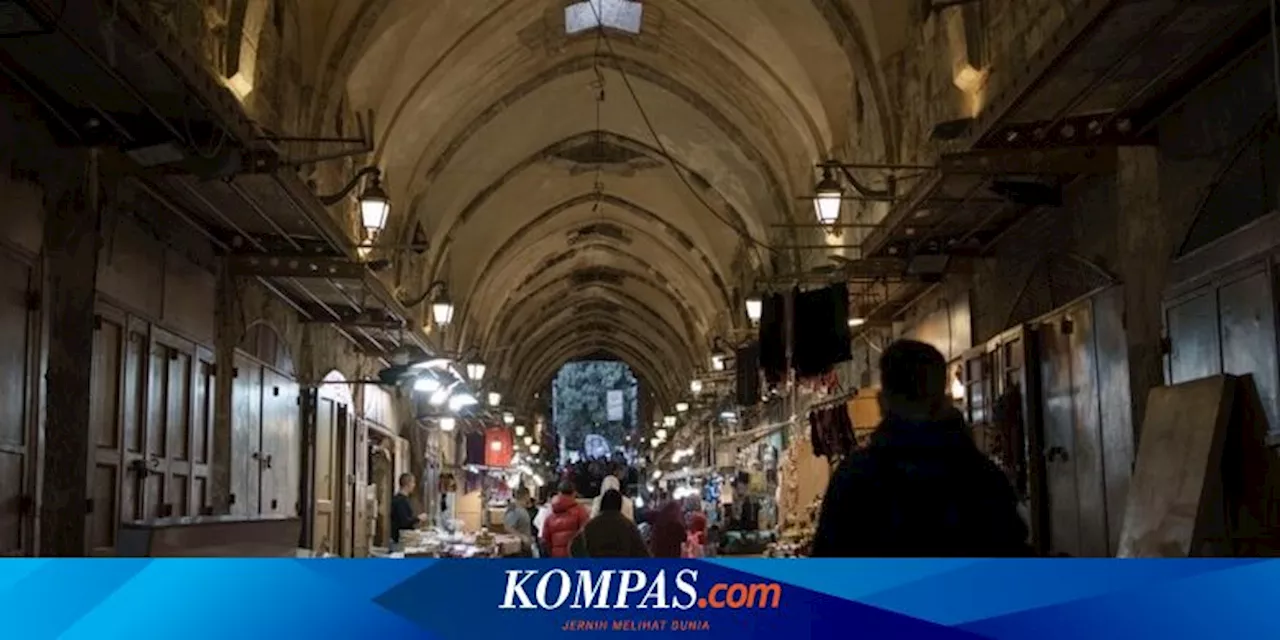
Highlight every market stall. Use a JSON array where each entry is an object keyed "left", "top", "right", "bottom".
[{"left": 375, "top": 526, "right": 525, "bottom": 558}]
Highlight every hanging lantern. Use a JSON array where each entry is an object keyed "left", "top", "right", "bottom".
[
  {"left": 745, "top": 295, "right": 763, "bottom": 324},
  {"left": 466, "top": 361, "right": 486, "bottom": 383},
  {"left": 432, "top": 290, "right": 454, "bottom": 326},
  {"left": 358, "top": 172, "right": 390, "bottom": 238},
  {"left": 663, "top": 415, "right": 676, "bottom": 428},
  {"left": 812, "top": 164, "right": 844, "bottom": 225},
  {"left": 503, "top": 412, "right": 515, "bottom": 425},
  {"left": 675, "top": 402, "right": 689, "bottom": 413},
  {"left": 690, "top": 379, "right": 703, "bottom": 395},
  {"left": 487, "top": 391, "right": 502, "bottom": 407},
  {"left": 515, "top": 424, "right": 526, "bottom": 437}
]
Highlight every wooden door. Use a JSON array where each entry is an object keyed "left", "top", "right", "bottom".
[
  {"left": 1037, "top": 301, "right": 1112, "bottom": 557},
  {"left": 339, "top": 409, "right": 357, "bottom": 556},
  {"left": 88, "top": 308, "right": 126, "bottom": 555},
  {"left": 312, "top": 396, "right": 341, "bottom": 552},
  {"left": 149, "top": 330, "right": 195, "bottom": 520},
  {"left": 230, "top": 356, "right": 263, "bottom": 515},
  {"left": 259, "top": 369, "right": 300, "bottom": 515},
  {"left": 1166, "top": 265, "right": 1280, "bottom": 438},
  {"left": 0, "top": 254, "right": 34, "bottom": 556}
]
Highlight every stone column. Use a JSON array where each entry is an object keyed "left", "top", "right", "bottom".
[
  {"left": 209, "top": 263, "right": 238, "bottom": 514},
  {"left": 1115, "top": 146, "right": 1166, "bottom": 444},
  {"left": 39, "top": 149, "right": 103, "bottom": 556}
]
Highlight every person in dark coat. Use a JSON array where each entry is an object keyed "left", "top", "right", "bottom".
[
  {"left": 389, "top": 473, "right": 425, "bottom": 550},
  {"left": 571, "top": 490, "right": 650, "bottom": 558},
  {"left": 649, "top": 500, "right": 687, "bottom": 558},
  {"left": 812, "top": 340, "right": 1032, "bottom": 557},
  {"left": 541, "top": 482, "right": 590, "bottom": 558}
]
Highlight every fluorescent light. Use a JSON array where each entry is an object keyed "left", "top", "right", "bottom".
[
  {"left": 448, "top": 393, "right": 478, "bottom": 411},
  {"left": 429, "top": 388, "right": 451, "bottom": 406},
  {"left": 410, "top": 358, "right": 452, "bottom": 371}
]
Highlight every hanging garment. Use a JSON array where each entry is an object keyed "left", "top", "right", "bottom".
[
  {"left": 464, "top": 433, "right": 486, "bottom": 466},
  {"left": 793, "top": 284, "right": 853, "bottom": 377},
  {"left": 736, "top": 341, "right": 762, "bottom": 406},
  {"left": 759, "top": 291, "right": 788, "bottom": 387}
]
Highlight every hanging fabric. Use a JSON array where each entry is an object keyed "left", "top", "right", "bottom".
[
  {"left": 793, "top": 283, "right": 853, "bottom": 377},
  {"left": 484, "top": 427, "right": 514, "bottom": 467},
  {"left": 736, "top": 341, "right": 762, "bottom": 406},
  {"left": 759, "top": 290, "right": 788, "bottom": 387},
  {"left": 464, "top": 432, "right": 486, "bottom": 466}
]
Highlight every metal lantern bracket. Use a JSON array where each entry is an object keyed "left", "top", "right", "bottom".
[
  {"left": 401, "top": 280, "right": 449, "bottom": 308},
  {"left": 315, "top": 166, "right": 382, "bottom": 207}
]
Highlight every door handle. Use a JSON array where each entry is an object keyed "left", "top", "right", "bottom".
[{"left": 1045, "top": 446, "right": 1070, "bottom": 462}]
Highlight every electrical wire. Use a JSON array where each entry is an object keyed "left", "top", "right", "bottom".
[{"left": 584, "top": 1, "right": 776, "bottom": 257}]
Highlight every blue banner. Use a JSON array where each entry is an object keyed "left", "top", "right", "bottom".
[{"left": 1, "top": 559, "right": 1276, "bottom": 639}]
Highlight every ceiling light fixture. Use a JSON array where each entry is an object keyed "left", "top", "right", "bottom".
[
  {"left": 675, "top": 402, "right": 689, "bottom": 413},
  {"left": 487, "top": 391, "right": 502, "bottom": 407},
  {"left": 515, "top": 425, "right": 526, "bottom": 437},
  {"left": 663, "top": 415, "right": 676, "bottom": 428},
  {"left": 503, "top": 412, "right": 515, "bottom": 425},
  {"left": 530, "top": 444, "right": 541, "bottom": 455},
  {"left": 690, "top": 380, "right": 703, "bottom": 395},
  {"left": 466, "top": 360, "right": 486, "bottom": 383}
]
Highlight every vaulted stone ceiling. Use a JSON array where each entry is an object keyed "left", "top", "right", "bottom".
[{"left": 291, "top": 0, "right": 911, "bottom": 411}]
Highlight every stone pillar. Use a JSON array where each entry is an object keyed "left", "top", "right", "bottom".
[
  {"left": 210, "top": 263, "right": 238, "bottom": 514},
  {"left": 39, "top": 149, "right": 103, "bottom": 556},
  {"left": 1115, "top": 146, "right": 1166, "bottom": 444}
]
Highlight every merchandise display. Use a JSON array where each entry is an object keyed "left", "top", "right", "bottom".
[{"left": 383, "top": 526, "right": 523, "bottom": 558}]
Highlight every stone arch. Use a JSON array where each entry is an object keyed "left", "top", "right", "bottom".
[
  {"left": 319, "top": 369, "right": 355, "bottom": 406},
  {"left": 238, "top": 320, "right": 295, "bottom": 376}
]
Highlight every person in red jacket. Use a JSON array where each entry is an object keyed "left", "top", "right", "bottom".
[{"left": 541, "top": 482, "right": 589, "bottom": 558}]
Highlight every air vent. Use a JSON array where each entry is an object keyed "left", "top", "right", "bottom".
[
  {"left": 568, "top": 222, "right": 630, "bottom": 244},
  {"left": 552, "top": 140, "right": 647, "bottom": 165},
  {"left": 577, "top": 301, "right": 621, "bottom": 315},
  {"left": 571, "top": 267, "right": 626, "bottom": 286}
]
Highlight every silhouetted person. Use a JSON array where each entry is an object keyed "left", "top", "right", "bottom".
[
  {"left": 812, "top": 340, "right": 1031, "bottom": 557},
  {"left": 571, "top": 490, "right": 649, "bottom": 558}
]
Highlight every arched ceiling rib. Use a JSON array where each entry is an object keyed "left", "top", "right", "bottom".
[{"left": 285, "top": 0, "right": 901, "bottom": 411}]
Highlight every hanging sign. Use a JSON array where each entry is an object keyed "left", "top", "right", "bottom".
[{"left": 606, "top": 390, "right": 624, "bottom": 421}]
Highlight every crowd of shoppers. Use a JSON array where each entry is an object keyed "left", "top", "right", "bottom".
[{"left": 511, "top": 339, "right": 1031, "bottom": 558}]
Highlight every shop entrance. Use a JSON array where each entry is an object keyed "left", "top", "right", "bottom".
[
  {"left": 230, "top": 324, "right": 300, "bottom": 519},
  {"left": 313, "top": 371, "right": 354, "bottom": 555}
]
